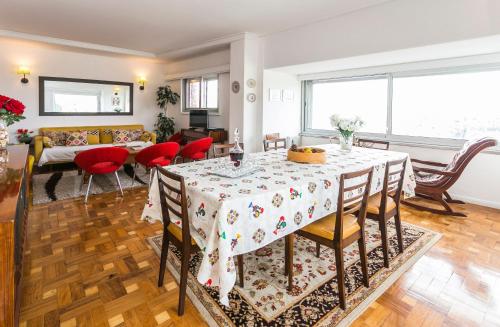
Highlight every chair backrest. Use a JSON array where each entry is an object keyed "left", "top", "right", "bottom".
[
  {"left": 167, "top": 132, "right": 183, "bottom": 144},
  {"left": 136, "top": 142, "right": 180, "bottom": 165},
  {"left": 380, "top": 158, "right": 407, "bottom": 212},
  {"left": 156, "top": 166, "right": 190, "bottom": 242},
  {"left": 213, "top": 143, "right": 244, "bottom": 158},
  {"left": 74, "top": 146, "right": 129, "bottom": 170},
  {"left": 356, "top": 138, "right": 390, "bottom": 150},
  {"left": 335, "top": 167, "right": 373, "bottom": 241},
  {"left": 263, "top": 138, "right": 287, "bottom": 151},
  {"left": 180, "top": 137, "right": 213, "bottom": 157}
]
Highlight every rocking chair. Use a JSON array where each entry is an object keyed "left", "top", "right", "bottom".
[{"left": 402, "top": 137, "right": 497, "bottom": 217}]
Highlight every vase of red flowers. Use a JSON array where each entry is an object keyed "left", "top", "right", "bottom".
[
  {"left": 0, "top": 95, "right": 26, "bottom": 149},
  {"left": 16, "top": 129, "right": 33, "bottom": 144}
]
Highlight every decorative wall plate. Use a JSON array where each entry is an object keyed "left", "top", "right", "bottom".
[
  {"left": 232, "top": 81, "right": 240, "bottom": 93},
  {"left": 247, "top": 93, "right": 256, "bottom": 102},
  {"left": 246, "top": 79, "right": 256, "bottom": 88}
]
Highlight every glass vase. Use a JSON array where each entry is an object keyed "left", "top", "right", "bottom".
[
  {"left": 0, "top": 120, "right": 8, "bottom": 150},
  {"left": 340, "top": 134, "right": 353, "bottom": 151}
]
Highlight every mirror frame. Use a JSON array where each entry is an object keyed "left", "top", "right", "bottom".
[{"left": 39, "top": 76, "right": 134, "bottom": 116}]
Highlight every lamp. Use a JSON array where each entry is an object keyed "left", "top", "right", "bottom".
[
  {"left": 138, "top": 77, "right": 146, "bottom": 90},
  {"left": 17, "top": 66, "right": 30, "bottom": 84}
]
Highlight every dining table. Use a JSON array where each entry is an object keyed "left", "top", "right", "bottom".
[{"left": 141, "top": 144, "right": 416, "bottom": 306}]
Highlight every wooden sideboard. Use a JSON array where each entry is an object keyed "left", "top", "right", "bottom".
[
  {"left": 181, "top": 128, "right": 228, "bottom": 144},
  {"left": 0, "top": 145, "right": 30, "bottom": 327}
]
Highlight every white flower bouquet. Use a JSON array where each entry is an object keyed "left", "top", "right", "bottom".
[{"left": 330, "top": 114, "right": 364, "bottom": 150}]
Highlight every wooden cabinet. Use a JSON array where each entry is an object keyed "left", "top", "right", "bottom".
[
  {"left": 0, "top": 145, "right": 29, "bottom": 327},
  {"left": 181, "top": 129, "right": 227, "bottom": 144}
]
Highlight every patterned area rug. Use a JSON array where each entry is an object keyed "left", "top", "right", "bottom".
[
  {"left": 147, "top": 219, "right": 440, "bottom": 326},
  {"left": 32, "top": 164, "right": 149, "bottom": 204}
]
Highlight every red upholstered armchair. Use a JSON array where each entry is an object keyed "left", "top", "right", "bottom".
[
  {"left": 133, "top": 142, "right": 180, "bottom": 188},
  {"left": 74, "top": 147, "right": 129, "bottom": 203},
  {"left": 177, "top": 137, "right": 213, "bottom": 163}
]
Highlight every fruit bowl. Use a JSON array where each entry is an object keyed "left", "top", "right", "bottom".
[{"left": 287, "top": 147, "right": 326, "bottom": 164}]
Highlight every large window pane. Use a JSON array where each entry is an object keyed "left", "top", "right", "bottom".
[
  {"left": 309, "top": 78, "right": 388, "bottom": 133},
  {"left": 392, "top": 70, "right": 500, "bottom": 140},
  {"left": 186, "top": 78, "right": 200, "bottom": 108},
  {"left": 205, "top": 78, "right": 218, "bottom": 108}
]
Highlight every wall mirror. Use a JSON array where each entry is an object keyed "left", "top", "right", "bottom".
[{"left": 39, "top": 76, "right": 133, "bottom": 116}]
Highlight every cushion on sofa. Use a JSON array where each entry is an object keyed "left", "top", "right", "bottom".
[
  {"left": 112, "top": 129, "right": 131, "bottom": 143},
  {"left": 42, "top": 136, "right": 54, "bottom": 148},
  {"left": 140, "top": 132, "right": 152, "bottom": 142},
  {"left": 87, "top": 130, "right": 100, "bottom": 145},
  {"left": 66, "top": 131, "right": 88, "bottom": 146},
  {"left": 100, "top": 129, "right": 113, "bottom": 144},
  {"left": 43, "top": 131, "right": 68, "bottom": 146},
  {"left": 130, "top": 129, "right": 144, "bottom": 141}
]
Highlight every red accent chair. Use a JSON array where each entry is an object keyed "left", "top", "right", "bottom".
[
  {"left": 74, "top": 147, "right": 129, "bottom": 203},
  {"left": 177, "top": 137, "right": 213, "bottom": 162},
  {"left": 168, "top": 132, "right": 183, "bottom": 144},
  {"left": 133, "top": 142, "right": 180, "bottom": 188}
]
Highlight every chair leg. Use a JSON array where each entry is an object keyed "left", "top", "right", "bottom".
[
  {"left": 334, "top": 245, "right": 346, "bottom": 310},
  {"left": 178, "top": 242, "right": 191, "bottom": 316},
  {"left": 379, "top": 217, "right": 390, "bottom": 268},
  {"left": 79, "top": 172, "right": 86, "bottom": 192},
  {"left": 444, "top": 191, "right": 465, "bottom": 204},
  {"left": 237, "top": 255, "right": 244, "bottom": 288},
  {"left": 394, "top": 210, "right": 404, "bottom": 254},
  {"left": 402, "top": 194, "right": 467, "bottom": 217},
  {"left": 316, "top": 242, "right": 321, "bottom": 258},
  {"left": 114, "top": 171, "right": 124, "bottom": 197},
  {"left": 148, "top": 167, "right": 155, "bottom": 191},
  {"left": 358, "top": 233, "right": 370, "bottom": 288},
  {"left": 84, "top": 175, "right": 93, "bottom": 203},
  {"left": 158, "top": 229, "right": 170, "bottom": 287},
  {"left": 284, "top": 236, "right": 289, "bottom": 276},
  {"left": 286, "top": 234, "right": 294, "bottom": 291}
]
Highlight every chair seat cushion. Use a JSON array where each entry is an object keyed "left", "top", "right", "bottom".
[
  {"left": 146, "top": 157, "right": 171, "bottom": 168},
  {"left": 167, "top": 224, "right": 196, "bottom": 245},
  {"left": 187, "top": 152, "right": 206, "bottom": 160},
  {"left": 88, "top": 161, "right": 120, "bottom": 174},
  {"left": 367, "top": 193, "right": 396, "bottom": 215},
  {"left": 300, "top": 213, "right": 360, "bottom": 240}
]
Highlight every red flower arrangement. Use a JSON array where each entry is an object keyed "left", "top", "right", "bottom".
[
  {"left": 16, "top": 128, "right": 33, "bottom": 144},
  {"left": 0, "top": 95, "right": 26, "bottom": 126}
]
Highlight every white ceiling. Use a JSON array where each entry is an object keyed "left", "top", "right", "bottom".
[{"left": 0, "top": 0, "right": 391, "bottom": 56}]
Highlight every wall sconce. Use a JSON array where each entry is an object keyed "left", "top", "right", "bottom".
[
  {"left": 17, "top": 66, "right": 30, "bottom": 84},
  {"left": 138, "top": 77, "right": 146, "bottom": 90}
]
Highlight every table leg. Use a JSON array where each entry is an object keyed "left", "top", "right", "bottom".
[{"left": 285, "top": 233, "right": 294, "bottom": 291}]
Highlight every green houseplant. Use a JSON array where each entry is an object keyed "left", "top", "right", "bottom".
[{"left": 155, "top": 85, "right": 180, "bottom": 143}]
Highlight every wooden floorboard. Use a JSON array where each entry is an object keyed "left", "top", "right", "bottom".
[{"left": 20, "top": 189, "right": 500, "bottom": 326}]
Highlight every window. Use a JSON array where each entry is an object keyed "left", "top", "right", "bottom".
[
  {"left": 303, "top": 65, "right": 500, "bottom": 149},
  {"left": 183, "top": 75, "right": 219, "bottom": 112}
]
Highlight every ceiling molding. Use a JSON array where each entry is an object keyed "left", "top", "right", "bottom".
[
  {"left": 165, "top": 64, "right": 230, "bottom": 81},
  {"left": 0, "top": 29, "right": 156, "bottom": 58}
]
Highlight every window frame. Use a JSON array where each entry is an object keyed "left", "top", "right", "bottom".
[
  {"left": 301, "top": 64, "right": 500, "bottom": 153},
  {"left": 181, "top": 74, "right": 220, "bottom": 114}
]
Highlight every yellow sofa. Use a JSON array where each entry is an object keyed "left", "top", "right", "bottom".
[{"left": 34, "top": 124, "right": 156, "bottom": 164}]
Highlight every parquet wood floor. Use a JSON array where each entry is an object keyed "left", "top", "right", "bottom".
[{"left": 20, "top": 189, "right": 500, "bottom": 326}]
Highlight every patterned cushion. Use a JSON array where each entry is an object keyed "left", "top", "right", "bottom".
[
  {"left": 87, "top": 130, "right": 100, "bottom": 145},
  {"left": 130, "top": 129, "right": 144, "bottom": 141},
  {"left": 112, "top": 129, "right": 131, "bottom": 143},
  {"left": 140, "top": 132, "right": 152, "bottom": 142},
  {"left": 42, "top": 136, "right": 54, "bottom": 148},
  {"left": 100, "top": 129, "right": 113, "bottom": 144},
  {"left": 66, "top": 131, "right": 88, "bottom": 146},
  {"left": 43, "top": 131, "right": 68, "bottom": 146}
]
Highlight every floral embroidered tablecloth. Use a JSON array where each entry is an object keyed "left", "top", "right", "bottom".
[{"left": 142, "top": 144, "right": 416, "bottom": 305}]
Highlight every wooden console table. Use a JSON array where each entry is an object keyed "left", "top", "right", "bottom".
[
  {"left": 181, "top": 129, "right": 227, "bottom": 144},
  {"left": 0, "top": 145, "right": 30, "bottom": 327}
]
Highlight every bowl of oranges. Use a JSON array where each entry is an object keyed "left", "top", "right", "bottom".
[{"left": 287, "top": 144, "right": 326, "bottom": 164}]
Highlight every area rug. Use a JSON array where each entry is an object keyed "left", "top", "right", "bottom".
[
  {"left": 32, "top": 164, "right": 149, "bottom": 204},
  {"left": 147, "top": 219, "right": 441, "bottom": 326}
]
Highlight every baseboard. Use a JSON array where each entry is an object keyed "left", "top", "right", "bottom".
[{"left": 447, "top": 192, "right": 500, "bottom": 209}]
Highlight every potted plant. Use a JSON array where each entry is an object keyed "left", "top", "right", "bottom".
[
  {"left": 330, "top": 114, "right": 364, "bottom": 151},
  {"left": 0, "top": 95, "right": 26, "bottom": 149},
  {"left": 16, "top": 129, "right": 33, "bottom": 144},
  {"left": 155, "top": 85, "right": 180, "bottom": 143}
]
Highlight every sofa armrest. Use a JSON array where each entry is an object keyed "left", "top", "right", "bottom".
[
  {"left": 150, "top": 131, "right": 157, "bottom": 144},
  {"left": 34, "top": 135, "right": 44, "bottom": 163}
]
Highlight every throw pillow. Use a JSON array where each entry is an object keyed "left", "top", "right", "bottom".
[
  {"left": 42, "top": 136, "right": 54, "bottom": 148},
  {"left": 100, "top": 129, "right": 113, "bottom": 144},
  {"left": 112, "top": 129, "right": 131, "bottom": 143},
  {"left": 130, "top": 129, "right": 144, "bottom": 141},
  {"left": 66, "top": 131, "right": 88, "bottom": 146},
  {"left": 140, "top": 132, "right": 152, "bottom": 142},
  {"left": 87, "top": 130, "right": 100, "bottom": 145},
  {"left": 43, "top": 131, "right": 68, "bottom": 146}
]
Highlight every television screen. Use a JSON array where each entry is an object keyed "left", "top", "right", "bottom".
[{"left": 189, "top": 110, "right": 208, "bottom": 129}]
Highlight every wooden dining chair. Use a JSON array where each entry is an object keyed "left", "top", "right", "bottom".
[
  {"left": 292, "top": 167, "right": 373, "bottom": 310},
  {"left": 366, "top": 158, "right": 407, "bottom": 268},
  {"left": 213, "top": 143, "right": 244, "bottom": 158},
  {"left": 263, "top": 138, "right": 287, "bottom": 151},
  {"left": 156, "top": 167, "right": 245, "bottom": 315},
  {"left": 355, "top": 138, "right": 390, "bottom": 150}
]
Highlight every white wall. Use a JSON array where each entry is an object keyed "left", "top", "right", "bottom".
[
  {"left": 0, "top": 37, "right": 165, "bottom": 135},
  {"left": 165, "top": 49, "right": 230, "bottom": 76},
  {"left": 262, "top": 70, "right": 301, "bottom": 142}
]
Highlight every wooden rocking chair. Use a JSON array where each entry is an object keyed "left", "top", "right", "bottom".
[{"left": 402, "top": 137, "right": 497, "bottom": 217}]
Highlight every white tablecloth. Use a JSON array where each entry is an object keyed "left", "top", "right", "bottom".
[{"left": 142, "top": 144, "right": 416, "bottom": 305}]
